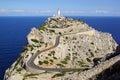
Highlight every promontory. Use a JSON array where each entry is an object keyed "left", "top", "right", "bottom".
[{"left": 4, "top": 10, "right": 120, "bottom": 80}]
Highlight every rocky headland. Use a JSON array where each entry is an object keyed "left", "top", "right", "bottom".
[{"left": 4, "top": 15, "right": 119, "bottom": 80}]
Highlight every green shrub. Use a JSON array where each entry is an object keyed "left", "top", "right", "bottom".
[
  {"left": 38, "top": 26, "right": 47, "bottom": 31},
  {"left": 50, "top": 59, "right": 53, "bottom": 62},
  {"left": 48, "top": 51, "right": 55, "bottom": 57},
  {"left": 39, "top": 61, "right": 43, "bottom": 65},
  {"left": 40, "top": 41, "right": 44, "bottom": 44},
  {"left": 31, "top": 39, "right": 39, "bottom": 43},
  {"left": 81, "top": 64, "right": 89, "bottom": 67},
  {"left": 51, "top": 18, "right": 58, "bottom": 22},
  {"left": 25, "top": 74, "right": 39, "bottom": 77},
  {"left": 95, "top": 50, "right": 97, "bottom": 53},
  {"left": 86, "top": 58, "right": 91, "bottom": 62},
  {"left": 61, "top": 61, "right": 68, "bottom": 64},
  {"left": 48, "top": 53, "right": 51, "bottom": 56},
  {"left": 93, "top": 58, "right": 101, "bottom": 63},
  {"left": 43, "top": 60, "right": 49, "bottom": 64},
  {"left": 13, "top": 55, "right": 23, "bottom": 70},
  {"left": 45, "top": 43, "right": 47, "bottom": 47},
  {"left": 52, "top": 72, "right": 66, "bottom": 78},
  {"left": 68, "top": 49, "right": 70, "bottom": 51},
  {"left": 72, "top": 37, "right": 76, "bottom": 40},
  {"left": 73, "top": 52, "right": 77, "bottom": 56},
  {"left": 56, "top": 64, "right": 65, "bottom": 67},
  {"left": 23, "top": 46, "right": 28, "bottom": 51},
  {"left": 64, "top": 56, "right": 70, "bottom": 61},
  {"left": 91, "top": 42, "right": 94, "bottom": 45},
  {"left": 16, "top": 68, "right": 23, "bottom": 72},
  {"left": 78, "top": 61, "right": 85, "bottom": 65},
  {"left": 28, "top": 45, "right": 34, "bottom": 51},
  {"left": 88, "top": 49, "right": 94, "bottom": 57},
  {"left": 73, "top": 56, "right": 77, "bottom": 61},
  {"left": 65, "top": 37, "right": 68, "bottom": 39},
  {"left": 30, "top": 46, "right": 34, "bottom": 51},
  {"left": 49, "top": 30, "right": 55, "bottom": 33},
  {"left": 88, "top": 49, "right": 91, "bottom": 52},
  {"left": 45, "top": 57, "right": 48, "bottom": 59},
  {"left": 59, "top": 32, "right": 61, "bottom": 35},
  {"left": 90, "top": 52, "right": 94, "bottom": 57},
  {"left": 51, "top": 51, "right": 55, "bottom": 53},
  {"left": 51, "top": 51, "right": 55, "bottom": 56},
  {"left": 53, "top": 57, "right": 57, "bottom": 59}
]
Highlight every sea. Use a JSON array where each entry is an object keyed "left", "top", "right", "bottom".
[{"left": 0, "top": 16, "right": 120, "bottom": 80}]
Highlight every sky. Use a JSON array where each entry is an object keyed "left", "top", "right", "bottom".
[{"left": 0, "top": 0, "right": 120, "bottom": 16}]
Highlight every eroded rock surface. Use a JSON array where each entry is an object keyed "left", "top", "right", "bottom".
[{"left": 4, "top": 16, "right": 118, "bottom": 80}]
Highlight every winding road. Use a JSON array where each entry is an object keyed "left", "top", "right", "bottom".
[{"left": 25, "top": 30, "right": 94, "bottom": 73}]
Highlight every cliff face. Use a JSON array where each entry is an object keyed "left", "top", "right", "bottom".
[{"left": 4, "top": 16, "right": 118, "bottom": 80}]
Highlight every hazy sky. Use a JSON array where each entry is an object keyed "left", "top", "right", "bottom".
[{"left": 0, "top": 0, "right": 120, "bottom": 16}]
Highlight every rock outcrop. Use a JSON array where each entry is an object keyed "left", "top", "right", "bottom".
[
  {"left": 27, "top": 28, "right": 44, "bottom": 45},
  {"left": 4, "top": 16, "right": 118, "bottom": 80}
]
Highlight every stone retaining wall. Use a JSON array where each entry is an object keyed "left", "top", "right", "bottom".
[{"left": 65, "top": 54, "right": 120, "bottom": 80}]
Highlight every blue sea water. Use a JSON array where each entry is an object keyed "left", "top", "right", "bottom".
[{"left": 0, "top": 16, "right": 120, "bottom": 80}]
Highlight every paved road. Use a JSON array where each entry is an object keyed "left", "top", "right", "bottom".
[{"left": 26, "top": 30, "right": 93, "bottom": 73}]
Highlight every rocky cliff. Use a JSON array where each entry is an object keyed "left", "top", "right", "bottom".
[{"left": 4, "top": 16, "right": 118, "bottom": 80}]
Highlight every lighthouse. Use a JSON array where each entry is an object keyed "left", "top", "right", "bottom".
[
  {"left": 52, "top": 9, "right": 63, "bottom": 18},
  {"left": 56, "top": 9, "right": 62, "bottom": 17},
  {"left": 57, "top": 9, "right": 61, "bottom": 16}
]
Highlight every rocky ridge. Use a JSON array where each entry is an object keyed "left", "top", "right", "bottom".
[{"left": 4, "top": 16, "right": 118, "bottom": 80}]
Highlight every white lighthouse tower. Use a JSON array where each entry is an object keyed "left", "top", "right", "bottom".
[
  {"left": 57, "top": 9, "right": 61, "bottom": 16},
  {"left": 55, "top": 8, "right": 62, "bottom": 17},
  {"left": 52, "top": 9, "right": 64, "bottom": 18}
]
